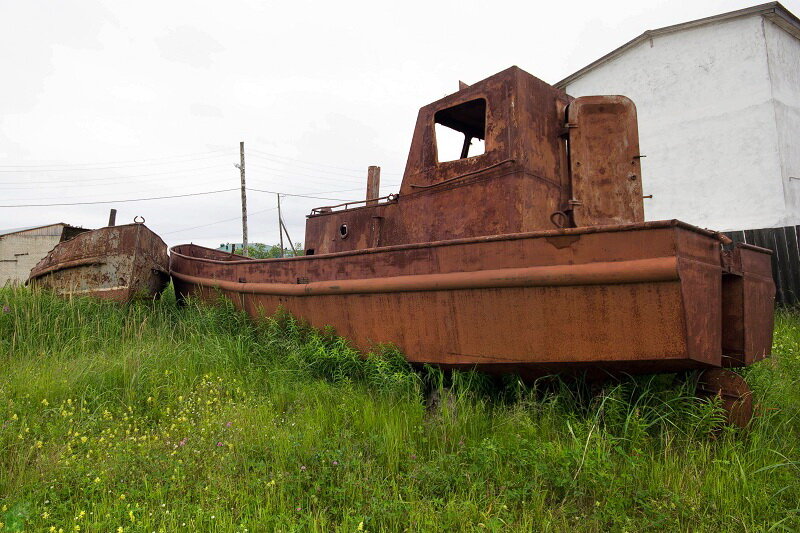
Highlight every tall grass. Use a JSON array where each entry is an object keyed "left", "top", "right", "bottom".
[{"left": 0, "top": 285, "right": 798, "bottom": 532}]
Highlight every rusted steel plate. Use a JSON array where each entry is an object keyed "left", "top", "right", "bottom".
[
  {"left": 171, "top": 257, "right": 681, "bottom": 297},
  {"left": 304, "top": 67, "right": 573, "bottom": 255},
  {"left": 568, "top": 95, "right": 644, "bottom": 226},
  {"left": 170, "top": 221, "right": 765, "bottom": 377},
  {"left": 696, "top": 368, "right": 754, "bottom": 428},
  {"left": 29, "top": 223, "right": 168, "bottom": 302},
  {"left": 721, "top": 243, "right": 776, "bottom": 366},
  {"left": 171, "top": 65, "right": 775, "bottom": 382}
]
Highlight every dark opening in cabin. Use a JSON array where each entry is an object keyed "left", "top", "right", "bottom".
[{"left": 434, "top": 98, "right": 486, "bottom": 162}]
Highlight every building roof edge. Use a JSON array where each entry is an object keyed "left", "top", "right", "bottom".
[{"left": 555, "top": 2, "right": 799, "bottom": 89}]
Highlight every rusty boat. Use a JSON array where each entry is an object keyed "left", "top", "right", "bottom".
[
  {"left": 29, "top": 219, "right": 169, "bottom": 302},
  {"left": 170, "top": 67, "right": 775, "bottom": 424}
]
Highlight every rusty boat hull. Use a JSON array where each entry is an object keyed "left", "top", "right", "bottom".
[
  {"left": 170, "top": 220, "right": 774, "bottom": 379},
  {"left": 171, "top": 64, "right": 776, "bottom": 423},
  {"left": 29, "top": 223, "right": 169, "bottom": 302}
]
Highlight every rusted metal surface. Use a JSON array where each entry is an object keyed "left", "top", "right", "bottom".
[
  {"left": 696, "top": 368, "right": 754, "bottom": 427},
  {"left": 567, "top": 96, "right": 644, "bottom": 226},
  {"left": 366, "top": 166, "right": 381, "bottom": 206},
  {"left": 170, "top": 65, "right": 775, "bottom": 386},
  {"left": 721, "top": 244, "right": 776, "bottom": 366},
  {"left": 171, "top": 220, "right": 773, "bottom": 379},
  {"left": 304, "top": 67, "right": 573, "bottom": 255},
  {"left": 29, "top": 222, "right": 168, "bottom": 302}
]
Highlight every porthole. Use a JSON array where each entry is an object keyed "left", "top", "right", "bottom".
[{"left": 339, "top": 224, "right": 349, "bottom": 239}]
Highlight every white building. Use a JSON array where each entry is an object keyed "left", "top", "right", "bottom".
[
  {"left": 556, "top": 2, "right": 799, "bottom": 233},
  {"left": 0, "top": 223, "right": 87, "bottom": 286}
]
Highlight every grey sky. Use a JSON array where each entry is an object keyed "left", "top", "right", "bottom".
[{"left": 2, "top": 0, "right": 797, "bottom": 248}]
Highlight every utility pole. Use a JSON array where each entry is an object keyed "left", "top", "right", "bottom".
[
  {"left": 107, "top": 208, "right": 117, "bottom": 227},
  {"left": 280, "top": 218, "right": 297, "bottom": 256},
  {"left": 276, "top": 193, "right": 284, "bottom": 258},
  {"left": 238, "top": 141, "right": 248, "bottom": 256}
]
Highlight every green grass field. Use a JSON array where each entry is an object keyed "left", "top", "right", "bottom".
[{"left": 0, "top": 286, "right": 798, "bottom": 532}]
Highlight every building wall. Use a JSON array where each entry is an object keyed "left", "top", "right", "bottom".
[
  {"left": 0, "top": 232, "right": 63, "bottom": 285},
  {"left": 765, "top": 18, "right": 800, "bottom": 223},
  {"left": 562, "top": 15, "right": 799, "bottom": 232}
]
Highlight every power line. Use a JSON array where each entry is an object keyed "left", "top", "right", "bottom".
[
  {"left": 245, "top": 187, "right": 353, "bottom": 202},
  {"left": 162, "top": 207, "right": 277, "bottom": 235},
  {"left": 0, "top": 188, "right": 239, "bottom": 208},
  {"left": 245, "top": 161, "right": 366, "bottom": 185},
  {"left": 247, "top": 148, "right": 402, "bottom": 176},
  {"left": 286, "top": 184, "right": 402, "bottom": 195},
  {"left": 3, "top": 176, "right": 236, "bottom": 201},
  {"left": 247, "top": 148, "right": 366, "bottom": 173},
  {"left": 0, "top": 186, "right": 365, "bottom": 208},
  {"left": 0, "top": 173, "right": 231, "bottom": 192},
  {"left": 248, "top": 152, "right": 367, "bottom": 179},
  {"left": 0, "top": 148, "right": 404, "bottom": 182},
  {"left": 0, "top": 164, "right": 232, "bottom": 186},
  {"left": 0, "top": 149, "right": 234, "bottom": 171}
]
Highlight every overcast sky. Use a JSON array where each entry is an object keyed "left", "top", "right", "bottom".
[{"left": 2, "top": 0, "right": 798, "bottom": 249}]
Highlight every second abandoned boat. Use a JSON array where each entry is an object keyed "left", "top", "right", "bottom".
[
  {"left": 29, "top": 219, "right": 169, "bottom": 302},
  {"left": 170, "top": 67, "right": 775, "bottom": 423}
]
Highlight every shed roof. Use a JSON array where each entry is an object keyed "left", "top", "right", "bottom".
[
  {"left": 0, "top": 223, "right": 69, "bottom": 238},
  {"left": 555, "top": 2, "right": 800, "bottom": 89}
]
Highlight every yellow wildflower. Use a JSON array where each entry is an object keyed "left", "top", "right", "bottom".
[
  {"left": 49, "top": 527, "right": 56, "bottom": 532},
  {"left": 42, "top": 511, "right": 50, "bottom": 519},
  {"left": 94, "top": 477, "right": 101, "bottom": 483},
  {"left": 11, "top": 413, "right": 17, "bottom": 420},
  {"left": 118, "top": 528, "right": 124, "bottom": 533},
  {"left": 80, "top": 436, "right": 87, "bottom": 443},
  {"left": 41, "top": 398, "right": 49, "bottom": 406},
  {"left": 128, "top": 510, "right": 135, "bottom": 523},
  {"left": 358, "top": 522, "right": 364, "bottom": 531},
  {"left": 77, "top": 510, "right": 86, "bottom": 519},
  {"left": 35, "top": 440, "right": 43, "bottom": 448},
  {"left": 119, "top": 494, "right": 126, "bottom": 500}
]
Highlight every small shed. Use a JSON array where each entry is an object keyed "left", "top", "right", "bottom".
[{"left": 0, "top": 223, "right": 89, "bottom": 286}]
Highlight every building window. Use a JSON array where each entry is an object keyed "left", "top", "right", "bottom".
[{"left": 434, "top": 98, "right": 486, "bottom": 162}]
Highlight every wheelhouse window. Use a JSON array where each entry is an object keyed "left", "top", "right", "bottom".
[{"left": 434, "top": 98, "right": 486, "bottom": 162}]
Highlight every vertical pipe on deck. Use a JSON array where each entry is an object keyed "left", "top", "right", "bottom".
[{"left": 367, "top": 166, "right": 381, "bottom": 206}]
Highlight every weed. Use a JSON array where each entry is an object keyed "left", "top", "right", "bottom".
[{"left": 0, "top": 285, "right": 798, "bottom": 531}]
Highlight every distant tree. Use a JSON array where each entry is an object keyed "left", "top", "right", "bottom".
[{"left": 244, "top": 242, "right": 304, "bottom": 258}]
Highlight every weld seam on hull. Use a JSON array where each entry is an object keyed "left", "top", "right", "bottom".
[{"left": 171, "top": 256, "right": 680, "bottom": 297}]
